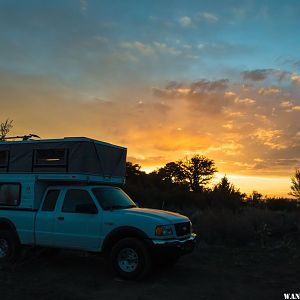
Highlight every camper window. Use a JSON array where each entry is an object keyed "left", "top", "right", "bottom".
[
  {"left": 0, "top": 183, "right": 21, "bottom": 206},
  {"left": 34, "top": 149, "right": 67, "bottom": 166},
  {"left": 0, "top": 151, "right": 9, "bottom": 166}
]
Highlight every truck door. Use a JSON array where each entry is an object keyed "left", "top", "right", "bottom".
[
  {"left": 53, "top": 188, "right": 102, "bottom": 251},
  {"left": 35, "top": 188, "right": 62, "bottom": 246}
]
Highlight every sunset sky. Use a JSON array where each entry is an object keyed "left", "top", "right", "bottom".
[{"left": 1, "top": 0, "right": 300, "bottom": 197}]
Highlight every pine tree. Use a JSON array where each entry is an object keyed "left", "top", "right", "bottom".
[{"left": 289, "top": 169, "right": 300, "bottom": 199}]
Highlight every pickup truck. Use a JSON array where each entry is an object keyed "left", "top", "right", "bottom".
[{"left": 0, "top": 182, "right": 196, "bottom": 279}]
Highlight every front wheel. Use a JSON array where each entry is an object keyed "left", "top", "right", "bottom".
[
  {"left": 110, "top": 238, "right": 152, "bottom": 280},
  {"left": 0, "top": 230, "right": 20, "bottom": 263}
]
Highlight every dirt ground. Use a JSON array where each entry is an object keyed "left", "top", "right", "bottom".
[{"left": 0, "top": 246, "right": 299, "bottom": 300}]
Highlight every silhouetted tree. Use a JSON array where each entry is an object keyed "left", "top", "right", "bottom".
[
  {"left": 214, "top": 176, "right": 233, "bottom": 193},
  {"left": 126, "top": 162, "right": 145, "bottom": 179},
  {"left": 155, "top": 162, "right": 186, "bottom": 186},
  {"left": 265, "top": 197, "right": 299, "bottom": 211},
  {"left": 212, "top": 176, "right": 245, "bottom": 211},
  {"left": 157, "top": 155, "right": 217, "bottom": 192},
  {"left": 180, "top": 155, "right": 217, "bottom": 192},
  {"left": 289, "top": 168, "right": 300, "bottom": 199},
  {"left": 0, "top": 119, "right": 13, "bottom": 141},
  {"left": 249, "top": 190, "right": 263, "bottom": 207}
]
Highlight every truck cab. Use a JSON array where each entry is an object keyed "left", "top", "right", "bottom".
[{"left": 0, "top": 138, "right": 196, "bottom": 279}]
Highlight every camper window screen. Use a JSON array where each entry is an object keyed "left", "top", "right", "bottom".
[
  {"left": 0, "top": 184, "right": 21, "bottom": 206},
  {"left": 0, "top": 151, "right": 8, "bottom": 166},
  {"left": 34, "top": 149, "right": 67, "bottom": 166}
]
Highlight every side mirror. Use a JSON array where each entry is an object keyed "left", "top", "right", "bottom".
[{"left": 75, "top": 203, "right": 98, "bottom": 214}]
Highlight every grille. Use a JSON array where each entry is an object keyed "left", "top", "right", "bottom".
[{"left": 174, "top": 222, "right": 191, "bottom": 237}]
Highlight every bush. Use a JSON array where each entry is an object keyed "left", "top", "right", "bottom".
[{"left": 192, "top": 208, "right": 300, "bottom": 247}]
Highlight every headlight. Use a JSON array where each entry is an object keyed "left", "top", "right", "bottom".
[{"left": 155, "top": 225, "right": 173, "bottom": 236}]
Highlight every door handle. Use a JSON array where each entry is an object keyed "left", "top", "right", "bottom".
[{"left": 57, "top": 216, "right": 64, "bottom": 221}]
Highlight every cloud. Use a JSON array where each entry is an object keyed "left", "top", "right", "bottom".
[
  {"left": 93, "top": 36, "right": 108, "bottom": 44},
  {"left": 234, "top": 97, "right": 256, "bottom": 105},
  {"left": 120, "top": 41, "right": 181, "bottom": 56},
  {"left": 258, "top": 86, "right": 281, "bottom": 95},
  {"left": 190, "top": 79, "right": 229, "bottom": 92},
  {"left": 178, "top": 12, "right": 219, "bottom": 29},
  {"left": 279, "top": 100, "right": 300, "bottom": 112},
  {"left": 280, "top": 100, "right": 293, "bottom": 108},
  {"left": 198, "top": 12, "right": 219, "bottom": 23},
  {"left": 242, "top": 68, "right": 300, "bottom": 84},
  {"left": 242, "top": 69, "right": 273, "bottom": 81},
  {"left": 291, "top": 74, "right": 300, "bottom": 84},
  {"left": 197, "top": 42, "right": 251, "bottom": 57},
  {"left": 152, "top": 79, "right": 232, "bottom": 114},
  {"left": 293, "top": 60, "right": 300, "bottom": 69},
  {"left": 121, "top": 41, "right": 155, "bottom": 56},
  {"left": 149, "top": 70, "right": 300, "bottom": 176},
  {"left": 178, "top": 16, "right": 193, "bottom": 27},
  {"left": 80, "top": 0, "right": 88, "bottom": 11},
  {"left": 274, "top": 159, "right": 299, "bottom": 166},
  {"left": 153, "top": 79, "right": 232, "bottom": 113},
  {"left": 251, "top": 128, "right": 286, "bottom": 150},
  {"left": 280, "top": 57, "right": 300, "bottom": 70},
  {"left": 127, "top": 155, "right": 167, "bottom": 170}
]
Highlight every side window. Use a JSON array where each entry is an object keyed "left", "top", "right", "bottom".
[
  {"left": 0, "top": 184, "right": 21, "bottom": 206},
  {"left": 42, "top": 190, "right": 60, "bottom": 212},
  {"left": 34, "top": 149, "right": 67, "bottom": 166},
  {"left": 62, "top": 189, "right": 97, "bottom": 214},
  {"left": 0, "top": 151, "right": 9, "bottom": 167}
]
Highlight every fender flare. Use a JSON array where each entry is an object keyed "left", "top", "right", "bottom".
[
  {"left": 101, "top": 226, "right": 149, "bottom": 254},
  {"left": 0, "top": 218, "right": 20, "bottom": 243}
]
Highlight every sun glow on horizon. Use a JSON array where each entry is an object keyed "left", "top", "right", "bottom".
[
  {"left": 213, "top": 173, "right": 291, "bottom": 198},
  {"left": 140, "top": 165, "right": 292, "bottom": 197}
]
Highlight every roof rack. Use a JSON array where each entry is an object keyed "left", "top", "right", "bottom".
[{"left": 3, "top": 134, "right": 41, "bottom": 141}]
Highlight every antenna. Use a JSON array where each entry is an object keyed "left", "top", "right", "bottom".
[{"left": 3, "top": 134, "right": 41, "bottom": 141}]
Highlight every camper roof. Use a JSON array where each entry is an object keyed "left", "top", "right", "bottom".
[
  {"left": 0, "top": 137, "right": 127, "bottom": 185},
  {"left": 0, "top": 137, "right": 126, "bottom": 150}
]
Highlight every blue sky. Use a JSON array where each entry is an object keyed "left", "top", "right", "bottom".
[
  {"left": 1, "top": 0, "right": 300, "bottom": 86},
  {"left": 1, "top": 0, "right": 300, "bottom": 196}
]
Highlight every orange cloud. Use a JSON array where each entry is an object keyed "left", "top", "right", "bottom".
[{"left": 1, "top": 70, "right": 300, "bottom": 196}]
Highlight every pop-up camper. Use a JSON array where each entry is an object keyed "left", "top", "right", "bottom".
[{"left": 0, "top": 137, "right": 127, "bottom": 185}]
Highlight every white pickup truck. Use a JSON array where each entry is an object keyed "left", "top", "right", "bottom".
[{"left": 0, "top": 138, "right": 196, "bottom": 279}]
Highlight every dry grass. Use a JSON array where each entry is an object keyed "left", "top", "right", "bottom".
[
  {"left": 1, "top": 246, "right": 300, "bottom": 300},
  {"left": 185, "top": 208, "right": 300, "bottom": 247}
]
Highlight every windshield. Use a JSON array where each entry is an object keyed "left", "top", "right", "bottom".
[{"left": 92, "top": 188, "right": 136, "bottom": 210}]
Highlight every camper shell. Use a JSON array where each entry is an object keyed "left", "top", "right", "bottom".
[
  {"left": 0, "top": 137, "right": 126, "bottom": 180},
  {"left": 0, "top": 137, "right": 127, "bottom": 209}
]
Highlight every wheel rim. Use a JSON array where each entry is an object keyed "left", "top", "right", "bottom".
[
  {"left": 117, "top": 247, "right": 139, "bottom": 273},
  {"left": 0, "top": 238, "right": 9, "bottom": 258}
]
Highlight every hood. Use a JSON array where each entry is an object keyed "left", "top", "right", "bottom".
[{"left": 122, "top": 207, "right": 189, "bottom": 224}]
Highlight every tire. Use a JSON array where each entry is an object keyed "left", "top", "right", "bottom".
[
  {"left": 110, "top": 238, "right": 152, "bottom": 280},
  {"left": 0, "top": 230, "right": 20, "bottom": 263}
]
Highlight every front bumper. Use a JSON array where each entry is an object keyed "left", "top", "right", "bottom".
[{"left": 149, "top": 233, "right": 197, "bottom": 256}]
